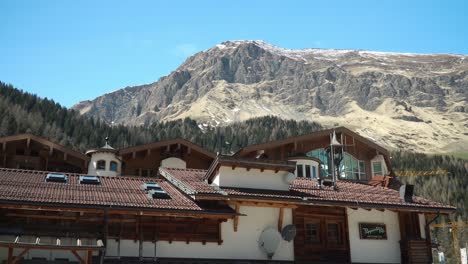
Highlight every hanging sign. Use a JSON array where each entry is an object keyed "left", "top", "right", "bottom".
[{"left": 359, "top": 223, "right": 387, "bottom": 240}]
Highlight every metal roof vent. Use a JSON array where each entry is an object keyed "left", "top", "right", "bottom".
[
  {"left": 79, "top": 175, "right": 101, "bottom": 185},
  {"left": 46, "top": 173, "right": 68, "bottom": 183}
]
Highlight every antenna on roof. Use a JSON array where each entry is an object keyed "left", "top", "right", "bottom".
[{"left": 328, "top": 130, "right": 343, "bottom": 190}]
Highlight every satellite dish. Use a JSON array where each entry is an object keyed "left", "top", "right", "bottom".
[
  {"left": 284, "top": 172, "right": 296, "bottom": 184},
  {"left": 281, "top": 224, "right": 297, "bottom": 242},
  {"left": 258, "top": 227, "right": 281, "bottom": 259}
]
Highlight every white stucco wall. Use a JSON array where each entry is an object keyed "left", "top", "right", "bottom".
[
  {"left": 161, "top": 157, "right": 186, "bottom": 169},
  {"left": 214, "top": 166, "right": 292, "bottom": 191},
  {"left": 347, "top": 208, "right": 401, "bottom": 264},
  {"left": 104, "top": 206, "right": 294, "bottom": 261},
  {"left": 87, "top": 152, "right": 121, "bottom": 177}
]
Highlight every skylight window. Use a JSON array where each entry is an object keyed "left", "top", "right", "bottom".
[
  {"left": 79, "top": 175, "right": 101, "bottom": 185},
  {"left": 46, "top": 173, "right": 68, "bottom": 183},
  {"left": 141, "top": 182, "right": 162, "bottom": 191},
  {"left": 142, "top": 182, "right": 170, "bottom": 199},
  {"left": 147, "top": 189, "right": 171, "bottom": 199}
]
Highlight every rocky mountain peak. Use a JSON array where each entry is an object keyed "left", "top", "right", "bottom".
[{"left": 72, "top": 40, "right": 468, "bottom": 154}]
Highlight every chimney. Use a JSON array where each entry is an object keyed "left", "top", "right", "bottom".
[{"left": 399, "top": 184, "right": 414, "bottom": 202}]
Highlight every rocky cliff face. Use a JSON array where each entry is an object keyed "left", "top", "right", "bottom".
[{"left": 73, "top": 41, "right": 468, "bottom": 154}]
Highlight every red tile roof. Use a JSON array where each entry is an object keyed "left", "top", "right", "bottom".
[
  {"left": 0, "top": 168, "right": 206, "bottom": 212},
  {"left": 160, "top": 168, "right": 455, "bottom": 213},
  {"left": 160, "top": 168, "right": 221, "bottom": 194}
]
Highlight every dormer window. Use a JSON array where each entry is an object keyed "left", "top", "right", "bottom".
[
  {"left": 96, "top": 160, "right": 106, "bottom": 170},
  {"left": 110, "top": 161, "right": 118, "bottom": 172},
  {"left": 372, "top": 161, "right": 384, "bottom": 176},
  {"left": 290, "top": 158, "right": 319, "bottom": 180}
]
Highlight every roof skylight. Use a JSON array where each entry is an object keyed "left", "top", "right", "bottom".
[
  {"left": 79, "top": 175, "right": 101, "bottom": 185},
  {"left": 141, "top": 182, "right": 162, "bottom": 191},
  {"left": 46, "top": 173, "right": 68, "bottom": 183},
  {"left": 143, "top": 182, "right": 170, "bottom": 199}
]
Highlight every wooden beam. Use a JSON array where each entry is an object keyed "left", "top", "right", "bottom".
[
  {"left": 71, "top": 250, "right": 85, "bottom": 264},
  {"left": 7, "top": 247, "right": 12, "bottom": 264},
  {"left": 278, "top": 208, "right": 284, "bottom": 232},
  {"left": 12, "top": 248, "right": 30, "bottom": 264},
  {"left": 86, "top": 250, "right": 92, "bottom": 264},
  {"left": 233, "top": 204, "right": 240, "bottom": 232},
  {"left": 228, "top": 200, "right": 297, "bottom": 209}
]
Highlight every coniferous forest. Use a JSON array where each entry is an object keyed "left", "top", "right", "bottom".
[{"left": 1, "top": 81, "right": 467, "bottom": 262}]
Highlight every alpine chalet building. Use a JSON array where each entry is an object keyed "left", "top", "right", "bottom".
[{"left": 0, "top": 127, "right": 455, "bottom": 264}]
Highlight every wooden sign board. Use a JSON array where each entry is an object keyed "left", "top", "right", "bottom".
[{"left": 359, "top": 223, "right": 387, "bottom": 240}]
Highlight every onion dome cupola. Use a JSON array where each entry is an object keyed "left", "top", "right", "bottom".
[{"left": 85, "top": 136, "right": 121, "bottom": 177}]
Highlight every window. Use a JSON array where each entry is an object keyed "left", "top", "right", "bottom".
[
  {"left": 327, "top": 223, "right": 342, "bottom": 245},
  {"left": 46, "top": 173, "right": 68, "bottom": 183},
  {"left": 292, "top": 160, "right": 319, "bottom": 179},
  {"left": 110, "top": 161, "right": 118, "bottom": 172},
  {"left": 305, "top": 165, "right": 311, "bottom": 178},
  {"left": 142, "top": 182, "right": 162, "bottom": 190},
  {"left": 96, "top": 160, "right": 106, "bottom": 170},
  {"left": 372, "top": 161, "right": 384, "bottom": 176},
  {"left": 144, "top": 183, "right": 170, "bottom": 199},
  {"left": 296, "top": 164, "right": 304, "bottom": 177},
  {"left": 305, "top": 221, "right": 320, "bottom": 244},
  {"left": 79, "top": 175, "right": 101, "bottom": 185},
  {"left": 308, "top": 149, "right": 331, "bottom": 178},
  {"left": 339, "top": 153, "right": 366, "bottom": 180},
  {"left": 308, "top": 149, "right": 365, "bottom": 180}
]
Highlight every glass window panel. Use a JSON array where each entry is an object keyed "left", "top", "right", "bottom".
[
  {"left": 372, "top": 161, "right": 383, "bottom": 176},
  {"left": 312, "top": 166, "right": 317, "bottom": 179},
  {"left": 307, "top": 149, "right": 331, "bottom": 178},
  {"left": 96, "top": 160, "right": 106, "bottom": 170},
  {"left": 327, "top": 223, "right": 342, "bottom": 245},
  {"left": 305, "top": 165, "right": 311, "bottom": 178},
  {"left": 305, "top": 223, "right": 320, "bottom": 243},
  {"left": 110, "top": 161, "right": 118, "bottom": 172},
  {"left": 297, "top": 164, "right": 304, "bottom": 177}
]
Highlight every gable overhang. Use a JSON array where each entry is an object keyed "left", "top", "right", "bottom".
[
  {"left": 0, "top": 133, "right": 89, "bottom": 162},
  {"left": 119, "top": 137, "right": 215, "bottom": 159},
  {"left": 204, "top": 156, "right": 296, "bottom": 183}
]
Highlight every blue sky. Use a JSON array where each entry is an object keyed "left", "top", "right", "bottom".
[{"left": 1, "top": 0, "right": 467, "bottom": 107}]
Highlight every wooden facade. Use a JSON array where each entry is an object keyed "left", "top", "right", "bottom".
[
  {"left": 119, "top": 138, "right": 215, "bottom": 177},
  {"left": 0, "top": 134, "right": 88, "bottom": 173},
  {"left": 235, "top": 127, "right": 391, "bottom": 182},
  {"left": 398, "top": 212, "right": 431, "bottom": 264},
  {"left": 293, "top": 206, "right": 349, "bottom": 263}
]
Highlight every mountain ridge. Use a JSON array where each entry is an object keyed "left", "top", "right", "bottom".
[{"left": 73, "top": 40, "right": 468, "bottom": 154}]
